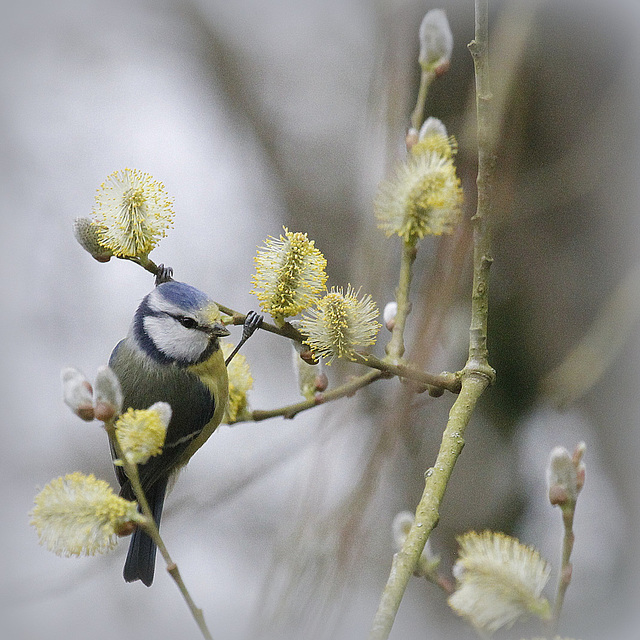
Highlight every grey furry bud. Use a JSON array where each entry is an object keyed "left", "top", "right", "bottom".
[
  {"left": 73, "top": 217, "right": 113, "bottom": 262},
  {"left": 419, "top": 9, "right": 453, "bottom": 71}
]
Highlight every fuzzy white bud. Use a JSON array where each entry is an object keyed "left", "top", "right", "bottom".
[
  {"left": 452, "top": 560, "right": 465, "bottom": 580},
  {"left": 61, "top": 368, "right": 94, "bottom": 421},
  {"left": 547, "top": 443, "right": 586, "bottom": 506},
  {"left": 73, "top": 217, "right": 113, "bottom": 262},
  {"left": 419, "top": 116, "right": 448, "bottom": 141},
  {"left": 383, "top": 301, "right": 398, "bottom": 331},
  {"left": 448, "top": 531, "right": 551, "bottom": 633},
  {"left": 419, "top": 9, "right": 453, "bottom": 70},
  {"left": 392, "top": 510, "right": 414, "bottom": 550},
  {"left": 93, "top": 365, "right": 123, "bottom": 422}
]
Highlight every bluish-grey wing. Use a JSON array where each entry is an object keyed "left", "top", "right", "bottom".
[{"left": 109, "top": 339, "right": 216, "bottom": 496}]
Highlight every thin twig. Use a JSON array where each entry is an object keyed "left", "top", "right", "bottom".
[
  {"left": 105, "top": 421, "right": 214, "bottom": 640},
  {"left": 410, "top": 69, "right": 436, "bottom": 132},
  {"left": 353, "top": 352, "right": 461, "bottom": 394},
  {"left": 368, "top": 2, "right": 496, "bottom": 637},
  {"left": 385, "top": 239, "right": 417, "bottom": 361},
  {"left": 232, "top": 369, "right": 384, "bottom": 423},
  {"left": 551, "top": 504, "right": 576, "bottom": 634}
]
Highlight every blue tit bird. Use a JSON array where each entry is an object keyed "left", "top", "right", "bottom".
[{"left": 109, "top": 280, "right": 230, "bottom": 586}]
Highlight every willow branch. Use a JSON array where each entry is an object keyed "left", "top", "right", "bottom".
[
  {"left": 227, "top": 353, "right": 460, "bottom": 425},
  {"left": 385, "top": 239, "right": 417, "bottom": 361},
  {"left": 466, "top": 0, "right": 495, "bottom": 376},
  {"left": 353, "top": 353, "right": 460, "bottom": 394},
  {"left": 410, "top": 69, "right": 436, "bottom": 132},
  {"left": 369, "top": 2, "right": 495, "bottom": 637},
  {"left": 120, "top": 255, "right": 464, "bottom": 398},
  {"left": 105, "top": 422, "right": 214, "bottom": 640},
  {"left": 368, "top": 376, "right": 491, "bottom": 639},
  {"left": 551, "top": 503, "right": 576, "bottom": 634},
  {"left": 231, "top": 369, "right": 385, "bottom": 423}
]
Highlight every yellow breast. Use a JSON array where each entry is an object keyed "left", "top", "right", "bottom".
[{"left": 176, "top": 347, "right": 229, "bottom": 467}]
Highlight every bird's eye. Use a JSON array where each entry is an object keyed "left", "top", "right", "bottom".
[{"left": 177, "top": 316, "right": 198, "bottom": 329}]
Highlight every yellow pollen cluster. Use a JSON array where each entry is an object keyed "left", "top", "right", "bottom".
[
  {"left": 375, "top": 147, "right": 463, "bottom": 242},
  {"left": 91, "top": 168, "right": 174, "bottom": 259},
  {"left": 322, "top": 293, "right": 350, "bottom": 356},
  {"left": 115, "top": 406, "right": 168, "bottom": 465},
  {"left": 30, "top": 472, "right": 140, "bottom": 557},
  {"left": 221, "top": 343, "right": 253, "bottom": 423},
  {"left": 448, "top": 531, "right": 551, "bottom": 633},
  {"left": 411, "top": 132, "right": 457, "bottom": 160},
  {"left": 300, "top": 285, "right": 380, "bottom": 363},
  {"left": 252, "top": 227, "right": 327, "bottom": 325}
]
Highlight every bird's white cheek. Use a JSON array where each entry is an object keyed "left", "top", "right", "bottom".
[{"left": 143, "top": 316, "right": 208, "bottom": 362}]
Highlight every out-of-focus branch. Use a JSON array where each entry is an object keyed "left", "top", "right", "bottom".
[{"left": 541, "top": 261, "right": 640, "bottom": 407}]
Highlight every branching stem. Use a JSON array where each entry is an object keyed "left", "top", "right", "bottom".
[
  {"left": 234, "top": 369, "right": 384, "bottom": 423},
  {"left": 368, "top": 375, "right": 490, "bottom": 639},
  {"left": 104, "top": 421, "right": 214, "bottom": 640},
  {"left": 368, "top": 2, "right": 495, "bottom": 637},
  {"left": 120, "top": 253, "right": 464, "bottom": 415},
  {"left": 354, "top": 352, "right": 460, "bottom": 393}
]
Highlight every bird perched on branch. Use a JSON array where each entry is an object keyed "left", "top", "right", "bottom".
[{"left": 109, "top": 279, "right": 230, "bottom": 586}]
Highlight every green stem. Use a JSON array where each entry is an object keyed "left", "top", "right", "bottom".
[
  {"left": 551, "top": 505, "right": 576, "bottom": 634},
  {"left": 241, "top": 369, "right": 384, "bottom": 422},
  {"left": 467, "top": 0, "right": 495, "bottom": 373},
  {"left": 386, "top": 238, "right": 417, "bottom": 361},
  {"left": 368, "top": 374, "right": 491, "bottom": 640},
  {"left": 232, "top": 355, "right": 460, "bottom": 424},
  {"left": 410, "top": 68, "right": 436, "bottom": 132},
  {"left": 105, "top": 421, "right": 214, "bottom": 640},
  {"left": 369, "top": 2, "right": 496, "bottom": 637},
  {"left": 353, "top": 352, "right": 460, "bottom": 394}
]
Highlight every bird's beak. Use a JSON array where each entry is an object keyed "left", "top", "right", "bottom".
[{"left": 210, "top": 322, "right": 230, "bottom": 338}]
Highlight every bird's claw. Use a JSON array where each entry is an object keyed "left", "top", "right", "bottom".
[
  {"left": 242, "top": 311, "right": 264, "bottom": 341},
  {"left": 155, "top": 265, "right": 174, "bottom": 286},
  {"left": 224, "top": 311, "right": 264, "bottom": 366}
]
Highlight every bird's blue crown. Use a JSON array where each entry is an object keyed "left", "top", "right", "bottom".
[{"left": 154, "top": 281, "right": 211, "bottom": 312}]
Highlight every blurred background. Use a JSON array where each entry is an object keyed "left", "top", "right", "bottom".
[{"left": 2, "top": 1, "right": 639, "bottom": 638}]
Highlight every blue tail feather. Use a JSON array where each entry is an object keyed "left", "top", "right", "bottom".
[{"left": 123, "top": 479, "right": 167, "bottom": 586}]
